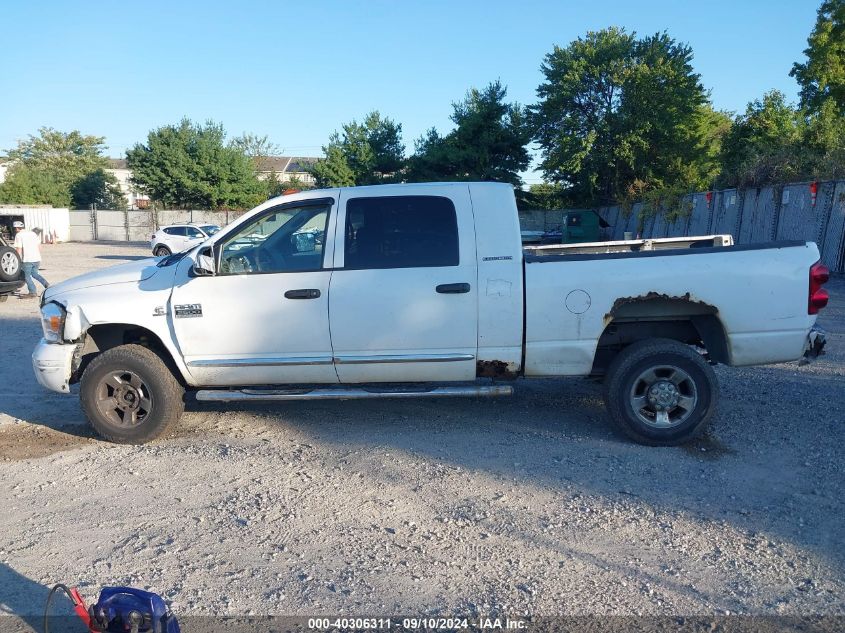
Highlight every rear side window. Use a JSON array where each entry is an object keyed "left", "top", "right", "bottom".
[
  {"left": 344, "top": 196, "right": 459, "bottom": 269},
  {"left": 164, "top": 227, "right": 186, "bottom": 236}
]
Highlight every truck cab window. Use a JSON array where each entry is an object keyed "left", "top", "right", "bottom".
[
  {"left": 344, "top": 196, "right": 459, "bottom": 269},
  {"left": 218, "top": 203, "right": 330, "bottom": 275}
]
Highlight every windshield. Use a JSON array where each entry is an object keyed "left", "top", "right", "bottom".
[{"left": 201, "top": 225, "right": 221, "bottom": 235}]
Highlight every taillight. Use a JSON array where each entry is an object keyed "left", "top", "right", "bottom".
[{"left": 809, "top": 261, "right": 830, "bottom": 314}]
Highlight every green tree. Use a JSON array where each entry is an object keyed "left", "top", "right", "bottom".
[
  {"left": 407, "top": 81, "right": 531, "bottom": 185},
  {"left": 791, "top": 0, "right": 845, "bottom": 115},
  {"left": 6, "top": 127, "right": 109, "bottom": 185},
  {"left": 803, "top": 100, "right": 845, "bottom": 180},
  {"left": 531, "top": 28, "right": 711, "bottom": 206},
  {"left": 0, "top": 165, "right": 69, "bottom": 207},
  {"left": 310, "top": 144, "right": 356, "bottom": 188},
  {"left": 229, "top": 133, "right": 281, "bottom": 161},
  {"left": 518, "top": 182, "right": 569, "bottom": 210},
  {"left": 127, "top": 118, "right": 265, "bottom": 209},
  {"left": 718, "top": 90, "right": 807, "bottom": 188},
  {"left": 0, "top": 127, "right": 112, "bottom": 207},
  {"left": 310, "top": 111, "right": 404, "bottom": 187},
  {"left": 71, "top": 169, "right": 127, "bottom": 209},
  {"left": 694, "top": 105, "right": 733, "bottom": 188}
]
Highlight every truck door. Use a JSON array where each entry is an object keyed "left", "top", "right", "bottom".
[
  {"left": 328, "top": 187, "right": 478, "bottom": 382},
  {"left": 170, "top": 196, "right": 340, "bottom": 386}
]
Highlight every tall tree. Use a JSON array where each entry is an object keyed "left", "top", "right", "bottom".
[
  {"left": 791, "top": 0, "right": 845, "bottom": 115},
  {"left": 0, "top": 127, "right": 112, "bottom": 207},
  {"left": 531, "top": 28, "right": 711, "bottom": 205},
  {"left": 407, "top": 81, "right": 531, "bottom": 185},
  {"left": 5, "top": 127, "right": 109, "bottom": 184},
  {"left": 310, "top": 111, "right": 404, "bottom": 187},
  {"left": 718, "top": 90, "right": 807, "bottom": 188},
  {"left": 127, "top": 118, "right": 265, "bottom": 209}
]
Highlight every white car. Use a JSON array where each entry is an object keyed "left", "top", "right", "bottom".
[
  {"left": 33, "top": 182, "right": 828, "bottom": 446},
  {"left": 150, "top": 223, "right": 220, "bottom": 256}
]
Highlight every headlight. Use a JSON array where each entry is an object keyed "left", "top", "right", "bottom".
[{"left": 40, "top": 303, "right": 66, "bottom": 343}]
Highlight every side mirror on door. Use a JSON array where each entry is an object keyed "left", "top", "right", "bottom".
[{"left": 192, "top": 248, "right": 215, "bottom": 276}]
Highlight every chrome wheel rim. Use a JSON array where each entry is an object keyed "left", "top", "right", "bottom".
[
  {"left": 629, "top": 364, "right": 698, "bottom": 429},
  {"left": 96, "top": 370, "right": 153, "bottom": 426},
  {"left": 1, "top": 252, "right": 18, "bottom": 275}
]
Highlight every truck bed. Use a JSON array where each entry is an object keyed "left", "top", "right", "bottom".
[{"left": 522, "top": 238, "right": 819, "bottom": 376}]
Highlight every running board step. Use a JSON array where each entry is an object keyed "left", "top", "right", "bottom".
[{"left": 196, "top": 385, "right": 513, "bottom": 402}]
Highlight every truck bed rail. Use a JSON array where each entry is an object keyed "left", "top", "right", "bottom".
[{"left": 524, "top": 234, "right": 734, "bottom": 257}]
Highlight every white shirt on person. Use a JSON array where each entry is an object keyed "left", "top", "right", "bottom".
[{"left": 13, "top": 229, "right": 42, "bottom": 263}]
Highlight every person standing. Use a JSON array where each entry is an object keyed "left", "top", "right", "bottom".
[{"left": 12, "top": 220, "right": 49, "bottom": 298}]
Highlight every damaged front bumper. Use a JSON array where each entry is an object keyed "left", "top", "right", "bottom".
[
  {"left": 800, "top": 325, "right": 827, "bottom": 365},
  {"left": 32, "top": 338, "right": 77, "bottom": 393}
]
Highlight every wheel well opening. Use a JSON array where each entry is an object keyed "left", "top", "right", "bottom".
[
  {"left": 75, "top": 324, "right": 185, "bottom": 386},
  {"left": 592, "top": 297, "right": 729, "bottom": 376}
]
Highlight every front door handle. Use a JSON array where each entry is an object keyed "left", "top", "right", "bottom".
[
  {"left": 284, "top": 289, "right": 321, "bottom": 299},
  {"left": 436, "top": 283, "right": 471, "bottom": 294}
]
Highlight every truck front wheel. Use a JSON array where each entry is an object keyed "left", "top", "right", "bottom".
[
  {"left": 603, "top": 338, "right": 718, "bottom": 446},
  {"left": 80, "top": 344, "right": 184, "bottom": 444}
]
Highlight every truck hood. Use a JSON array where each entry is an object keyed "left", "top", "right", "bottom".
[{"left": 44, "top": 258, "right": 163, "bottom": 298}]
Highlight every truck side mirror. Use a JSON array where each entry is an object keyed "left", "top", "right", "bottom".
[{"left": 192, "top": 248, "right": 215, "bottom": 276}]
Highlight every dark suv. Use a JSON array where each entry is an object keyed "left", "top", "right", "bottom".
[{"left": 0, "top": 235, "right": 24, "bottom": 300}]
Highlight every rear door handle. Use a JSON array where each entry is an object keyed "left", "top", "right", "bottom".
[
  {"left": 436, "top": 283, "right": 471, "bottom": 294},
  {"left": 284, "top": 289, "right": 321, "bottom": 299}
]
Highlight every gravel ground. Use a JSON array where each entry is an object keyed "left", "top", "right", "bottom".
[{"left": 0, "top": 241, "right": 843, "bottom": 626}]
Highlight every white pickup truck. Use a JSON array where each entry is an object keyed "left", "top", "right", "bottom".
[{"left": 32, "top": 182, "right": 829, "bottom": 446}]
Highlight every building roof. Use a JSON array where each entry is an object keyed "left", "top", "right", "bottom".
[{"left": 255, "top": 156, "right": 318, "bottom": 174}]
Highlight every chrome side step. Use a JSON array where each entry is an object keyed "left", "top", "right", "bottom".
[{"left": 196, "top": 385, "right": 513, "bottom": 402}]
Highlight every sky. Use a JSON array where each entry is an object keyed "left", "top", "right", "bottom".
[{"left": 0, "top": 0, "right": 821, "bottom": 184}]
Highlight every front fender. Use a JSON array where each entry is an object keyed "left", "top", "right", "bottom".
[{"left": 62, "top": 303, "right": 91, "bottom": 342}]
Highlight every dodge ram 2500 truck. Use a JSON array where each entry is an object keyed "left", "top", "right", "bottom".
[{"left": 32, "top": 182, "right": 829, "bottom": 446}]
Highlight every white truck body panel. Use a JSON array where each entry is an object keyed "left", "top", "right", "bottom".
[
  {"left": 524, "top": 242, "right": 820, "bottom": 376},
  {"left": 34, "top": 182, "right": 821, "bottom": 395},
  {"left": 328, "top": 184, "right": 479, "bottom": 383}
]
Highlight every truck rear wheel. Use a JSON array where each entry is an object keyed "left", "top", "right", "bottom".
[
  {"left": 80, "top": 344, "right": 184, "bottom": 444},
  {"left": 603, "top": 338, "right": 718, "bottom": 446}
]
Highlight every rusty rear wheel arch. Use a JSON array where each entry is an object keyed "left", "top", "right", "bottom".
[{"left": 591, "top": 313, "right": 729, "bottom": 377}]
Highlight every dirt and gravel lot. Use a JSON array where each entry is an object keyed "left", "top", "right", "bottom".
[{"left": 1, "top": 241, "right": 844, "bottom": 627}]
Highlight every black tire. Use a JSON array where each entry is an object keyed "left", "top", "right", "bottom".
[
  {"left": 0, "top": 246, "right": 21, "bottom": 282},
  {"left": 80, "top": 344, "right": 184, "bottom": 444},
  {"left": 603, "top": 338, "right": 718, "bottom": 446},
  {"left": 154, "top": 245, "right": 171, "bottom": 257}
]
